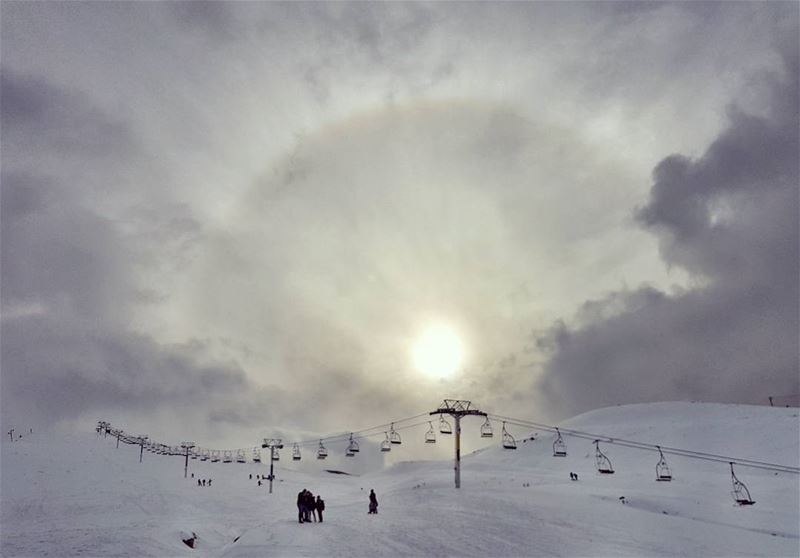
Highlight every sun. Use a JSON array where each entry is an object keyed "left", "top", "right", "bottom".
[{"left": 412, "top": 323, "right": 465, "bottom": 379}]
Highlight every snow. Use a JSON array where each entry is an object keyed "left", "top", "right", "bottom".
[{"left": 2, "top": 402, "right": 798, "bottom": 557}]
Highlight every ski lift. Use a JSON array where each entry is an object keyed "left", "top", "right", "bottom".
[
  {"left": 655, "top": 446, "right": 672, "bottom": 481},
  {"left": 211, "top": 450, "right": 220, "bottom": 463},
  {"left": 347, "top": 434, "right": 360, "bottom": 453},
  {"left": 316, "top": 440, "right": 327, "bottom": 460},
  {"left": 223, "top": 450, "right": 233, "bottom": 463},
  {"left": 271, "top": 447, "right": 280, "bottom": 461},
  {"left": 293, "top": 443, "right": 302, "bottom": 461},
  {"left": 552, "top": 428, "right": 567, "bottom": 457},
  {"left": 439, "top": 415, "right": 452, "bottom": 435},
  {"left": 389, "top": 423, "right": 402, "bottom": 445},
  {"left": 381, "top": 432, "right": 392, "bottom": 452},
  {"left": 730, "top": 463, "right": 755, "bottom": 505},
  {"left": 480, "top": 417, "right": 494, "bottom": 438},
  {"left": 201, "top": 449, "right": 210, "bottom": 462},
  {"left": 236, "top": 449, "right": 247, "bottom": 464},
  {"left": 594, "top": 441, "right": 614, "bottom": 474},
  {"left": 190, "top": 449, "right": 199, "bottom": 460},
  {"left": 252, "top": 449, "right": 261, "bottom": 463},
  {"left": 425, "top": 422, "right": 436, "bottom": 444},
  {"left": 345, "top": 447, "right": 354, "bottom": 457},
  {"left": 501, "top": 422, "right": 517, "bottom": 450}
]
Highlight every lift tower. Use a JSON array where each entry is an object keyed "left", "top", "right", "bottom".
[{"left": 430, "top": 399, "right": 487, "bottom": 489}]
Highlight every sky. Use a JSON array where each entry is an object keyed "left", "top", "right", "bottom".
[{"left": 1, "top": 2, "right": 798, "bottom": 455}]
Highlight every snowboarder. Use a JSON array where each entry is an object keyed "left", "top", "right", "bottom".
[
  {"left": 316, "top": 495, "right": 325, "bottom": 523},
  {"left": 368, "top": 489, "right": 378, "bottom": 514}
]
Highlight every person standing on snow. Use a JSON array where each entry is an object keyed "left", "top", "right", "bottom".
[
  {"left": 305, "top": 491, "right": 315, "bottom": 522},
  {"left": 368, "top": 489, "right": 378, "bottom": 514},
  {"left": 297, "top": 490, "right": 307, "bottom": 523},
  {"left": 316, "top": 495, "right": 325, "bottom": 523}
]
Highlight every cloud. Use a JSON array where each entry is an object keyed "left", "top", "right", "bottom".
[{"left": 535, "top": 39, "right": 799, "bottom": 419}]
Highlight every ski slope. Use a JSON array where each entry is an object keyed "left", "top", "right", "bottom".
[{"left": 2, "top": 402, "right": 798, "bottom": 557}]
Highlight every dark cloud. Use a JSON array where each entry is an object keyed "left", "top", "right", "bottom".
[
  {"left": 1, "top": 69, "right": 134, "bottom": 159},
  {"left": 535, "top": 41, "right": 799, "bottom": 419}
]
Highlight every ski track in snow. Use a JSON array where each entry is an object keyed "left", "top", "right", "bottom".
[{"left": 1, "top": 402, "right": 798, "bottom": 557}]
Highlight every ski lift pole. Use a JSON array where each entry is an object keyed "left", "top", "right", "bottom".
[
  {"left": 430, "top": 399, "right": 487, "bottom": 489},
  {"left": 454, "top": 414, "right": 462, "bottom": 489},
  {"left": 181, "top": 442, "right": 195, "bottom": 478},
  {"left": 138, "top": 435, "right": 148, "bottom": 463},
  {"left": 262, "top": 438, "right": 283, "bottom": 494}
]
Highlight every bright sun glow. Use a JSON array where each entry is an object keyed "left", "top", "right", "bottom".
[{"left": 412, "top": 323, "right": 464, "bottom": 379}]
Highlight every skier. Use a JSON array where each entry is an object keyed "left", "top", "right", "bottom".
[
  {"left": 202, "top": 479, "right": 206, "bottom": 486},
  {"left": 368, "top": 489, "right": 378, "bottom": 514},
  {"left": 198, "top": 479, "right": 202, "bottom": 487},
  {"left": 208, "top": 479, "right": 212, "bottom": 486},
  {"left": 316, "top": 495, "right": 325, "bottom": 523},
  {"left": 257, "top": 480, "right": 262, "bottom": 487},
  {"left": 249, "top": 474, "right": 252, "bottom": 480}
]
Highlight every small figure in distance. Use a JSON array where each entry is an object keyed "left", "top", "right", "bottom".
[
  {"left": 368, "top": 489, "right": 378, "bottom": 514},
  {"left": 257, "top": 480, "right": 262, "bottom": 487},
  {"left": 202, "top": 479, "right": 206, "bottom": 486},
  {"left": 208, "top": 479, "right": 212, "bottom": 486},
  {"left": 198, "top": 479, "right": 202, "bottom": 487},
  {"left": 249, "top": 474, "right": 252, "bottom": 480}
]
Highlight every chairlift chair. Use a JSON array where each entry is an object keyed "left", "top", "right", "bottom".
[
  {"left": 345, "top": 447, "right": 354, "bottom": 457},
  {"left": 223, "top": 450, "right": 233, "bottom": 463},
  {"left": 730, "top": 463, "right": 755, "bottom": 505},
  {"left": 201, "top": 449, "right": 210, "bottom": 462},
  {"left": 211, "top": 450, "right": 220, "bottom": 463},
  {"left": 439, "top": 415, "right": 452, "bottom": 435},
  {"left": 655, "top": 446, "right": 672, "bottom": 481},
  {"left": 292, "top": 443, "right": 302, "bottom": 461},
  {"left": 389, "top": 423, "right": 402, "bottom": 445},
  {"left": 348, "top": 434, "right": 360, "bottom": 453},
  {"left": 271, "top": 447, "right": 280, "bottom": 461},
  {"left": 252, "top": 449, "right": 261, "bottom": 463},
  {"left": 236, "top": 449, "right": 247, "bottom": 464},
  {"left": 501, "top": 422, "right": 517, "bottom": 450},
  {"left": 480, "top": 417, "right": 494, "bottom": 438},
  {"left": 594, "top": 441, "right": 615, "bottom": 474},
  {"left": 381, "top": 432, "right": 392, "bottom": 452},
  {"left": 316, "top": 440, "right": 328, "bottom": 460},
  {"left": 552, "top": 428, "right": 567, "bottom": 457},
  {"left": 425, "top": 422, "right": 436, "bottom": 444},
  {"left": 190, "top": 449, "right": 199, "bottom": 460}
]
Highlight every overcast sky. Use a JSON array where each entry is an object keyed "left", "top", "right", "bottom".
[{"left": 1, "top": 2, "right": 797, "bottom": 455}]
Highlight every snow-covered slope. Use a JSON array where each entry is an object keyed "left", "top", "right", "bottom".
[{"left": 2, "top": 402, "right": 798, "bottom": 557}]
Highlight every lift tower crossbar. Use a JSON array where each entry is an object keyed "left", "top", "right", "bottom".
[{"left": 430, "top": 399, "right": 487, "bottom": 489}]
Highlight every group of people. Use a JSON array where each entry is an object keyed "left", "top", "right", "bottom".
[
  {"left": 297, "top": 489, "right": 325, "bottom": 523},
  {"left": 196, "top": 478, "right": 212, "bottom": 486},
  {"left": 250, "top": 473, "right": 273, "bottom": 487}
]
